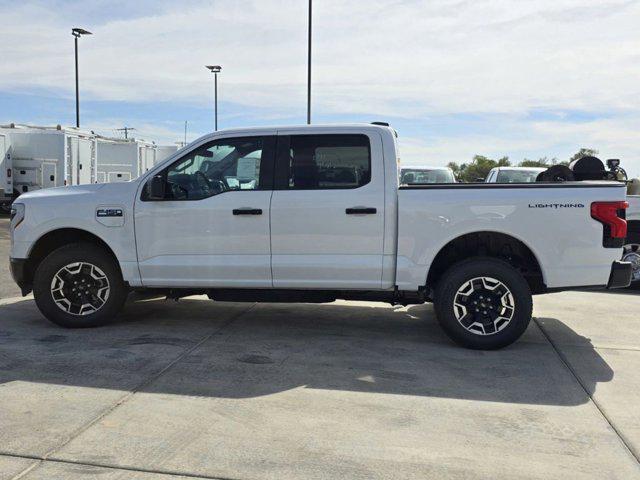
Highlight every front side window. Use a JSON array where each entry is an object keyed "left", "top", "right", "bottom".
[
  {"left": 149, "top": 137, "right": 266, "bottom": 200},
  {"left": 286, "top": 134, "right": 371, "bottom": 189}
]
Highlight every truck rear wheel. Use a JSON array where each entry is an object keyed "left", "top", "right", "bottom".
[
  {"left": 33, "top": 243, "right": 128, "bottom": 328},
  {"left": 622, "top": 243, "right": 640, "bottom": 287},
  {"left": 434, "top": 257, "right": 532, "bottom": 350}
]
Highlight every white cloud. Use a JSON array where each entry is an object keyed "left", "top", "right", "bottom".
[{"left": 1, "top": 0, "right": 639, "bottom": 114}]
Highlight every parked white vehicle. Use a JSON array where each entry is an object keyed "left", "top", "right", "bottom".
[
  {"left": 9, "top": 124, "right": 632, "bottom": 349},
  {"left": 96, "top": 137, "right": 138, "bottom": 184},
  {"left": 156, "top": 145, "right": 178, "bottom": 164},
  {"left": 96, "top": 138, "right": 178, "bottom": 183},
  {"left": 399, "top": 165, "right": 456, "bottom": 184},
  {"left": 137, "top": 140, "right": 157, "bottom": 174},
  {"left": 0, "top": 124, "right": 96, "bottom": 196},
  {"left": 485, "top": 167, "right": 546, "bottom": 183},
  {"left": 0, "top": 133, "right": 13, "bottom": 210},
  {"left": 624, "top": 188, "right": 640, "bottom": 285}
]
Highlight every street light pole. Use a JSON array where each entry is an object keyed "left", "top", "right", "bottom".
[
  {"left": 74, "top": 35, "right": 79, "bottom": 127},
  {"left": 71, "top": 28, "right": 92, "bottom": 128},
  {"left": 215, "top": 71, "right": 218, "bottom": 131},
  {"left": 307, "top": 0, "right": 312, "bottom": 124},
  {"left": 205, "top": 65, "right": 222, "bottom": 131}
]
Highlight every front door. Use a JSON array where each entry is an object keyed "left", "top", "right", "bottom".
[
  {"left": 270, "top": 131, "right": 386, "bottom": 289},
  {"left": 134, "top": 134, "right": 276, "bottom": 288}
]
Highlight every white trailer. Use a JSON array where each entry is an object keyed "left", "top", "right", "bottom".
[
  {"left": 156, "top": 145, "right": 178, "bottom": 163},
  {"left": 95, "top": 137, "right": 137, "bottom": 183},
  {"left": 0, "top": 125, "right": 97, "bottom": 196},
  {"left": 0, "top": 133, "right": 13, "bottom": 209},
  {"left": 96, "top": 137, "right": 166, "bottom": 182},
  {"left": 137, "top": 140, "right": 156, "bottom": 175}
]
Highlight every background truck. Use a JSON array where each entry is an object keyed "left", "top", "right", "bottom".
[
  {"left": 399, "top": 165, "right": 456, "bottom": 184},
  {"left": 625, "top": 191, "right": 640, "bottom": 285},
  {"left": 0, "top": 124, "right": 97, "bottom": 195},
  {"left": 8, "top": 124, "right": 631, "bottom": 349},
  {"left": 485, "top": 166, "right": 546, "bottom": 183}
]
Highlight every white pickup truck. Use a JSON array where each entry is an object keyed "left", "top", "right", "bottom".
[
  {"left": 8, "top": 124, "right": 632, "bottom": 349},
  {"left": 625, "top": 194, "right": 640, "bottom": 284}
]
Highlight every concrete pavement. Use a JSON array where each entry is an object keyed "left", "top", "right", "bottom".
[{"left": 0, "top": 293, "right": 639, "bottom": 479}]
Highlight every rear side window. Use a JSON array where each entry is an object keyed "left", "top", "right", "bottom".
[{"left": 284, "top": 134, "right": 371, "bottom": 190}]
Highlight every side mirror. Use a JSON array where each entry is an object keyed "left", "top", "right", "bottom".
[{"left": 147, "top": 175, "right": 166, "bottom": 200}]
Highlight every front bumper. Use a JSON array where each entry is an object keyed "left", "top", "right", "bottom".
[
  {"left": 9, "top": 258, "right": 31, "bottom": 296},
  {"left": 607, "top": 260, "right": 632, "bottom": 289}
]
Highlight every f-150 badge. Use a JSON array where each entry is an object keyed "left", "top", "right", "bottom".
[{"left": 96, "top": 208, "right": 123, "bottom": 217}]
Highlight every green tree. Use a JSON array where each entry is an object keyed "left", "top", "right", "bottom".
[
  {"left": 448, "top": 155, "right": 510, "bottom": 182},
  {"left": 569, "top": 148, "right": 598, "bottom": 163},
  {"left": 518, "top": 157, "right": 566, "bottom": 167}
]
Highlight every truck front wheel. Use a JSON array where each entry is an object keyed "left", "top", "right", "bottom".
[
  {"left": 434, "top": 257, "right": 532, "bottom": 350},
  {"left": 33, "top": 243, "right": 128, "bottom": 328}
]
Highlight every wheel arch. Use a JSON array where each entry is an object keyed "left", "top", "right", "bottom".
[
  {"left": 426, "top": 230, "right": 546, "bottom": 294},
  {"left": 23, "top": 228, "right": 122, "bottom": 293}
]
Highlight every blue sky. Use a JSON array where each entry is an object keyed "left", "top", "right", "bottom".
[{"left": 1, "top": 0, "right": 639, "bottom": 174}]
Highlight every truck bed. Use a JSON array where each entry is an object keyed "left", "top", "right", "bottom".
[{"left": 396, "top": 181, "right": 627, "bottom": 291}]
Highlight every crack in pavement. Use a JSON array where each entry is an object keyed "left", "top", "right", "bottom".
[
  {"left": 9, "top": 302, "right": 256, "bottom": 480},
  {"left": 533, "top": 317, "right": 640, "bottom": 468},
  {"left": 3, "top": 452, "right": 243, "bottom": 480}
]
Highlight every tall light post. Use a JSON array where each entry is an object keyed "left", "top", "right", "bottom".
[
  {"left": 307, "top": 0, "right": 312, "bottom": 124},
  {"left": 205, "top": 65, "right": 222, "bottom": 131},
  {"left": 71, "top": 28, "right": 92, "bottom": 128}
]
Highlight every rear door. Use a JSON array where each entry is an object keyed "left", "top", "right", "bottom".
[
  {"left": 270, "top": 130, "right": 386, "bottom": 289},
  {"left": 77, "top": 137, "right": 94, "bottom": 184}
]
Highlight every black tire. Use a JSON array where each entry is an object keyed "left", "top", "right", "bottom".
[
  {"left": 33, "top": 243, "right": 128, "bottom": 328},
  {"left": 434, "top": 257, "right": 532, "bottom": 350}
]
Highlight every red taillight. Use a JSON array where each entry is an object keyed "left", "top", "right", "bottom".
[{"left": 591, "top": 201, "right": 628, "bottom": 240}]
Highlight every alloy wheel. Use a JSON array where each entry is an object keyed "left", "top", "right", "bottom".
[
  {"left": 50, "top": 262, "right": 111, "bottom": 316},
  {"left": 453, "top": 276, "right": 515, "bottom": 335}
]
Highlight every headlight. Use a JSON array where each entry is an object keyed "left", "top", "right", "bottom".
[{"left": 10, "top": 203, "right": 25, "bottom": 229}]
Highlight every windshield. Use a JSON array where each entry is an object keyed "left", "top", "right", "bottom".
[
  {"left": 495, "top": 170, "right": 542, "bottom": 183},
  {"left": 400, "top": 168, "right": 455, "bottom": 184}
]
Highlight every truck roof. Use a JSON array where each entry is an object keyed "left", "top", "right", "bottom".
[
  {"left": 202, "top": 123, "right": 394, "bottom": 135},
  {"left": 400, "top": 165, "right": 452, "bottom": 171},
  {"left": 493, "top": 166, "right": 546, "bottom": 172}
]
